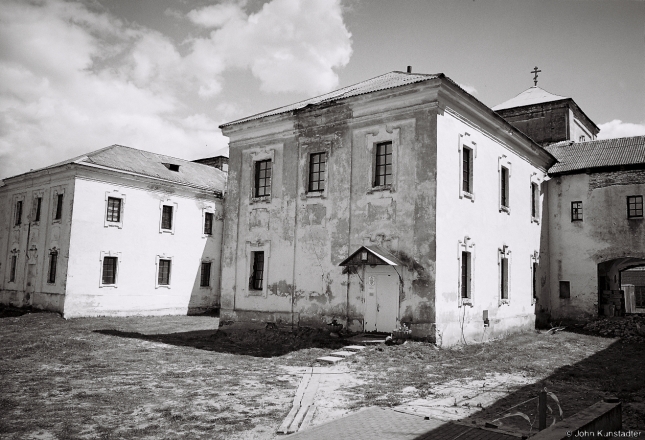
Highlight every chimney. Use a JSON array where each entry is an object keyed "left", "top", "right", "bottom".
[{"left": 407, "top": 66, "right": 412, "bottom": 73}]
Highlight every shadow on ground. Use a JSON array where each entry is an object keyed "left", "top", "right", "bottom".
[{"left": 94, "top": 327, "right": 351, "bottom": 357}]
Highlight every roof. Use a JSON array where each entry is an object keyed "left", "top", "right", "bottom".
[
  {"left": 220, "top": 71, "right": 443, "bottom": 127},
  {"left": 492, "top": 86, "right": 568, "bottom": 111},
  {"left": 546, "top": 136, "right": 645, "bottom": 175},
  {"left": 339, "top": 245, "right": 403, "bottom": 266},
  {"left": 6, "top": 145, "right": 227, "bottom": 193}
]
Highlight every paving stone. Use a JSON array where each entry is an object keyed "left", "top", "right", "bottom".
[
  {"left": 329, "top": 351, "right": 355, "bottom": 358},
  {"left": 316, "top": 356, "right": 344, "bottom": 364}
]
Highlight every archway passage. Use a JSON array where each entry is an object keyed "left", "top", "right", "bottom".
[{"left": 598, "top": 258, "right": 645, "bottom": 316}]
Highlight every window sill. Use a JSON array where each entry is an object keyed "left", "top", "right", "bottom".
[
  {"left": 532, "top": 217, "right": 541, "bottom": 224},
  {"left": 99, "top": 284, "right": 118, "bottom": 288},
  {"left": 459, "top": 298, "right": 473, "bottom": 307},
  {"left": 305, "top": 191, "right": 325, "bottom": 199},
  {"left": 251, "top": 196, "right": 271, "bottom": 204},
  {"left": 628, "top": 216, "right": 643, "bottom": 220},
  {"left": 156, "top": 284, "right": 171, "bottom": 289},
  {"left": 499, "top": 299, "right": 510, "bottom": 306},
  {"left": 247, "top": 289, "right": 264, "bottom": 297},
  {"left": 461, "top": 191, "right": 475, "bottom": 202},
  {"left": 160, "top": 229, "right": 173, "bottom": 234},
  {"left": 499, "top": 206, "right": 511, "bottom": 215},
  {"left": 367, "top": 185, "right": 394, "bottom": 195}
]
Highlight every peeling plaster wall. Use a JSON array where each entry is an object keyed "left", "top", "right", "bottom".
[
  {"left": 434, "top": 110, "right": 546, "bottom": 346},
  {"left": 63, "top": 174, "right": 223, "bottom": 318},
  {"left": 546, "top": 170, "right": 645, "bottom": 320}
]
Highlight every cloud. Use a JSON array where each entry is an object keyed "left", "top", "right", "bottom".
[
  {"left": 597, "top": 120, "right": 645, "bottom": 140},
  {"left": 0, "top": 0, "right": 353, "bottom": 179},
  {"left": 458, "top": 84, "right": 478, "bottom": 95}
]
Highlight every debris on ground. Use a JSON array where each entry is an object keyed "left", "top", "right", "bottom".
[{"left": 582, "top": 315, "right": 645, "bottom": 342}]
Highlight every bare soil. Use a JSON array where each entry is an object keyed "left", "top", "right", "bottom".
[{"left": 1, "top": 307, "right": 643, "bottom": 439}]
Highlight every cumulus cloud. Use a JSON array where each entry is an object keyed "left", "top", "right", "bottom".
[
  {"left": 597, "top": 120, "right": 645, "bottom": 140},
  {"left": 0, "top": 0, "right": 352, "bottom": 179}
]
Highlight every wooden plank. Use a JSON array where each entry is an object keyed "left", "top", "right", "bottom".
[
  {"left": 298, "top": 405, "right": 317, "bottom": 432},
  {"left": 276, "top": 368, "right": 312, "bottom": 434},
  {"left": 329, "top": 350, "right": 355, "bottom": 357},
  {"left": 287, "top": 404, "right": 310, "bottom": 433},
  {"left": 343, "top": 345, "right": 366, "bottom": 351},
  {"left": 316, "top": 356, "right": 344, "bottom": 364},
  {"left": 277, "top": 405, "right": 300, "bottom": 434},
  {"left": 299, "top": 372, "right": 320, "bottom": 408}
]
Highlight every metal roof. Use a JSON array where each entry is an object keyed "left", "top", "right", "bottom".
[
  {"left": 492, "top": 86, "right": 568, "bottom": 111},
  {"left": 546, "top": 136, "right": 645, "bottom": 175},
  {"left": 338, "top": 245, "right": 403, "bottom": 266},
  {"left": 5, "top": 145, "right": 227, "bottom": 193},
  {"left": 220, "top": 71, "right": 443, "bottom": 128}
]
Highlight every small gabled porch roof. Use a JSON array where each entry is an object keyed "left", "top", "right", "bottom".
[{"left": 338, "top": 245, "right": 403, "bottom": 267}]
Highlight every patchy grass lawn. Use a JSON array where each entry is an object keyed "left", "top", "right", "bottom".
[{"left": 1, "top": 308, "right": 643, "bottom": 439}]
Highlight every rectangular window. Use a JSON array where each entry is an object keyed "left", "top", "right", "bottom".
[
  {"left": 463, "top": 147, "right": 472, "bottom": 194},
  {"left": 200, "top": 262, "right": 212, "bottom": 287},
  {"left": 14, "top": 201, "right": 22, "bottom": 226},
  {"left": 106, "top": 197, "right": 122, "bottom": 223},
  {"left": 204, "top": 212, "right": 213, "bottom": 235},
  {"left": 500, "top": 257, "right": 509, "bottom": 300},
  {"left": 48, "top": 252, "right": 58, "bottom": 284},
  {"left": 461, "top": 251, "right": 471, "bottom": 299},
  {"left": 500, "top": 166, "right": 509, "bottom": 208},
  {"left": 531, "top": 183, "right": 539, "bottom": 219},
  {"left": 34, "top": 197, "right": 42, "bottom": 222},
  {"left": 559, "top": 280, "right": 570, "bottom": 299},
  {"left": 571, "top": 201, "right": 583, "bottom": 221},
  {"left": 54, "top": 194, "right": 63, "bottom": 220},
  {"left": 102, "top": 257, "right": 118, "bottom": 285},
  {"left": 532, "top": 262, "right": 538, "bottom": 302},
  {"left": 161, "top": 205, "right": 173, "bottom": 230},
  {"left": 250, "top": 251, "right": 264, "bottom": 290},
  {"left": 308, "top": 152, "right": 326, "bottom": 192},
  {"left": 158, "top": 259, "right": 171, "bottom": 285},
  {"left": 374, "top": 142, "right": 393, "bottom": 187},
  {"left": 627, "top": 196, "right": 643, "bottom": 218},
  {"left": 254, "top": 160, "right": 272, "bottom": 198},
  {"left": 9, "top": 255, "right": 17, "bottom": 282}
]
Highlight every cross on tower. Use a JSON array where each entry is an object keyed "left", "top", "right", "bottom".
[{"left": 531, "top": 66, "right": 542, "bottom": 86}]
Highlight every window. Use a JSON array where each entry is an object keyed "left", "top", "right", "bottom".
[
  {"left": 54, "top": 194, "right": 63, "bottom": 220},
  {"left": 499, "top": 246, "right": 511, "bottom": 304},
  {"left": 250, "top": 251, "right": 264, "bottom": 290},
  {"left": 500, "top": 166, "right": 509, "bottom": 209},
  {"left": 571, "top": 201, "right": 583, "bottom": 221},
  {"left": 254, "top": 160, "right": 272, "bottom": 198},
  {"left": 158, "top": 259, "right": 171, "bottom": 286},
  {"left": 463, "top": 147, "right": 472, "bottom": 194},
  {"left": 48, "top": 251, "right": 58, "bottom": 284},
  {"left": 204, "top": 212, "right": 213, "bottom": 235},
  {"left": 500, "top": 256, "right": 509, "bottom": 300},
  {"left": 531, "top": 183, "right": 539, "bottom": 219},
  {"left": 9, "top": 255, "right": 17, "bottom": 282},
  {"left": 461, "top": 251, "right": 471, "bottom": 299},
  {"left": 106, "top": 197, "right": 122, "bottom": 223},
  {"left": 308, "top": 152, "right": 326, "bottom": 192},
  {"left": 532, "top": 261, "right": 538, "bottom": 302},
  {"left": 14, "top": 201, "right": 22, "bottom": 226},
  {"left": 161, "top": 205, "right": 173, "bottom": 230},
  {"left": 559, "top": 281, "right": 570, "bottom": 299},
  {"left": 627, "top": 196, "right": 643, "bottom": 218},
  {"left": 102, "top": 257, "right": 118, "bottom": 285},
  {"left": 34, "top": 197, "right": 42, "bottom": 222},
  {"left": 200, "top": 262, "right": 212, "bottom": 287},
  {"left": 579, "top": 135, "right": 586, "bottom": 142},
  {"left": 373, "top": 142, "right": 392, "bottom": 187}
]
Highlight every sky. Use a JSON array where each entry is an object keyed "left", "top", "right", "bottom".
[{"left": 1, "top": 0, "right": 644, "bottom": 179}]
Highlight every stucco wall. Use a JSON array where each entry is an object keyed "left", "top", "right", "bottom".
[
  {"left": 63, "top": 174, "right": 223, "bottom": 318},
  {"left": 435, "top": 109, "right": 546, "bottom": 346},
  {"left": 0, "top": 170, "right": 75, "bottom": 313},
  {"left": 545, "top": 170, "right": 645, "bottom": 320}
]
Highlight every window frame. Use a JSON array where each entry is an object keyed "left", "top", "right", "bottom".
[
  {"left": 99, "top": 251, "right": 120, "bottom": 288},
  {"left": 498, "top": 245, "right": 511, "bottom": 305},
  {"left": 254, "top": 159, "right": 272, "bottom": 198},
  {"left": 14, "top": 200, "right": 23, "bottom": 226},
  {"left": 250, "top": 251, "right": 265, "bottom": 291},
  {"left": 155, "top": 255, "right": 173, "bottom": 288},
  {"left": 47, "top": 250, "right": 58, "bottom": 284},
  {"left": 54, "top": 193, "right": 64, "bottom": 221},
  {"left": 559, "top": 280, "right": 571, "bottom": 299},
  {"left": 458, "top": 237, "right": 475, "bottom": 307},
  {"left": 9, "top": 254, "right": 18, "bottom": 283},
  {"left": 458, "top": 133, "right": 476, "bottom": 201},
  {"left": 627, "top": 195, "right": 643, "bottom": 219},
  {"left": 308, "top": 151, "right": 327, "bottom": 193},
  {"left": 571, "top": 201, "right": 583, "bottom": 222},
  {"left": 500, "top": 166, "right": 510, "bottom": 210},
  {"left": 33, "top": 194, "right": 43, "bottom": 223},
  {"left": 204, "top": 212, "right": 214, "bottom": 236},
  {"left": 373, "top": 141, "right": 393, "bottom": 188},
  {"left": 249, "top": 148, "right": 276, "bottom": 204},
  {"left": 245, "top": 241, "right": 270, "bottom": 297},
  {"left": 159, "top": 200, "right": 178, "bottom": 234},
  {"left": 530, "top": 252, "right": 539, "bottom": 305},
  {"left": 498, "top": 156, "right": 512, "bottom": 214},
  {"left": 200, "top": 261, "right": 212, "bottom": 288},
  {"left": 104, "top": 191, "right": 126, "bottom": 229}
]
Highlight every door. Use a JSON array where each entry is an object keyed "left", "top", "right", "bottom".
[{"left": 364, "top": 267, "right": 399, "bottom": 332}]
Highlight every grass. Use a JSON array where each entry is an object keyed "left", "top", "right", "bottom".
[{"left": 0, "top": 308, "right": 643, "bottom": 439}]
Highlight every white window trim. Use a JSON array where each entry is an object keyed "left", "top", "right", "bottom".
[
  {"left": 31, "top": 190, "right": 44, "bottom": 225},
  {"left": 458, "top": 133, "right": 476, "bottom": 201},
  {"left": 159, "top": 200, "right": 178, "bottom": 234},
  {"left": 12, "top": 194, "right": 26, "bottom": 228},
  {"left": 498, "top": 155, "right": 512, "bottom": 214},
  {"left": 8, "top": 249, "right": 20, "bottom": 284},
  {"left": 51, "top": 187, "right": 65, "bottom": 224},
  {"left": 245, "top": 240, "right": 270, "bottom": 298},
  {"left": 46, "top": 247, "right": 59, "bottom": 285},
  {"left": 202, "top": 205, "right": 216, "bottom": 238},
  {"left": 530, "top": 173, "right": 543, "bottom": 224},
  {"left": 250, "top": 149, "right": 275, "bottom": 204},
  {"left": 104, "top": 191, "right": 126, "bottom": 229},
  {"left": 530, "top": 251, "right": 539, "bottom": 305},
  {"left": 367, "top": 126, "right": 400, "bottom": 194},
  {"left": 99, "top": 251, "right": 121, "bottom": 288},
  {"left": 499, "top": 245, "right": 512, "bottom": 306},
  {"left": 155, "top": 254, "right": 173, "bottom": 289},
  {"left": 199, "top": 257, "right": 214, "bottom": 289},
  {"left": 457, "top": 236, "right": 475, "bottom": 307}
]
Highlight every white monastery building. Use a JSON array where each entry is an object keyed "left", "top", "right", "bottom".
[{"left": 2, "top": 70, "right": 644, "bottom": 345}]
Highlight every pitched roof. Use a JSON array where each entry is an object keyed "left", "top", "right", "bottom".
[
  {"left": 7, "top": 145, "right": 226, "bottom": 193},
  {"left": 220, "top": 71, "right": 443, "bottom": 127},
  {"left": 546, "top": 136, "right": 645, "bottom": 175},
  {"left": 492, "top": 86, "right": 568, "bottom": 111}
]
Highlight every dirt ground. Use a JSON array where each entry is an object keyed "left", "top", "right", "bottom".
[{"left": 1, "top": 308, "right": 643, "bottom": 439}]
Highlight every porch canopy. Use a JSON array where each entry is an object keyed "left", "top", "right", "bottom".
[{"left": 338, "top": 245, "right": 403, "bottom": 267}]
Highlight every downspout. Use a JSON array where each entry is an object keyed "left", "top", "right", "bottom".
[
  {"left": 291, "top": 134, "right": 301, "bottom": 330},
  {"left": 346, "top": 133, "right": 353, "bottom": 330}
]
